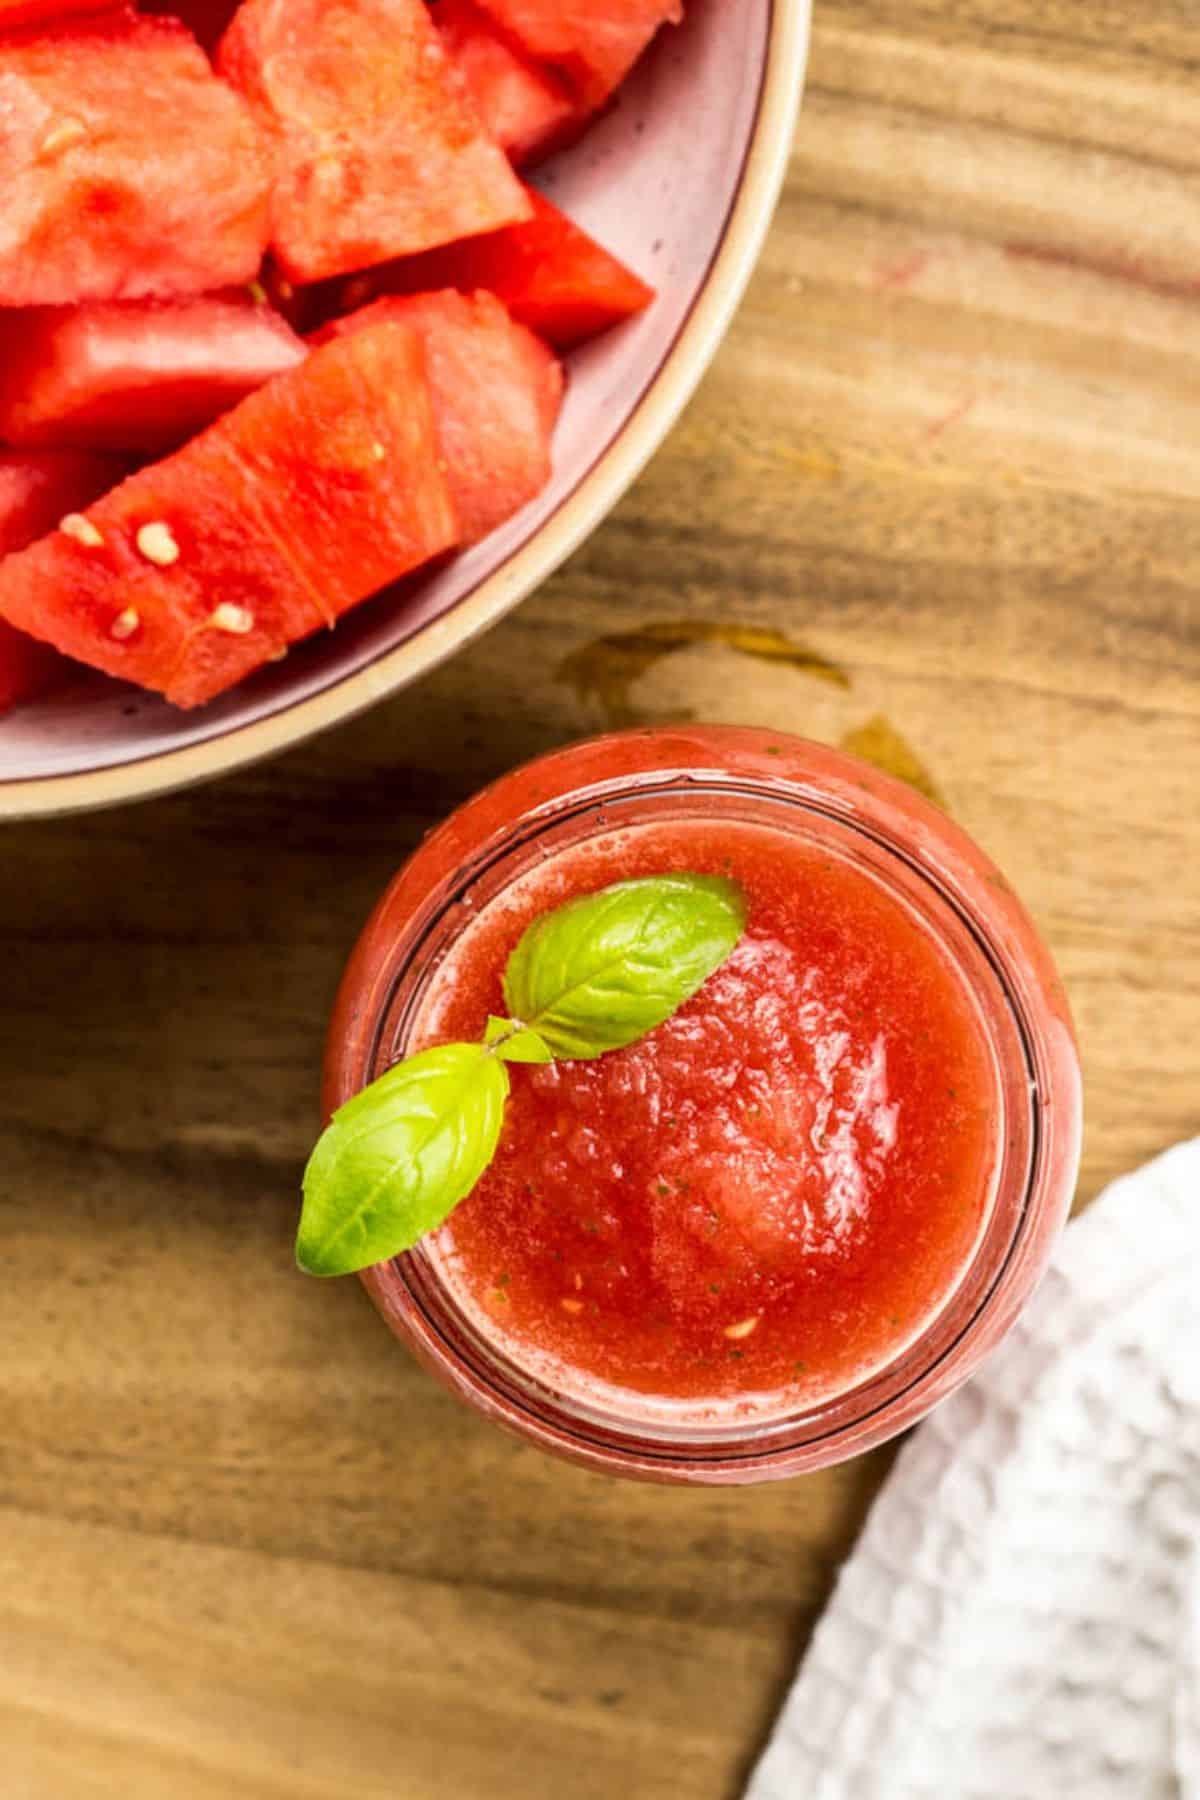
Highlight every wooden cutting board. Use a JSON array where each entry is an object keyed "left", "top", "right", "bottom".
[{"left": 4, "top": 4, "right": 1198, "bottom": 1794}]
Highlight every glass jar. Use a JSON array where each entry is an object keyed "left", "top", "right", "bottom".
[{"left": 323, "top": 727, "right": 1082, "bottom": 1483}]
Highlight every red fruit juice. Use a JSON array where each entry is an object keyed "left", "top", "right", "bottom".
[{"left": 414, "top": 815, "right": 999, "bottom": 1416}]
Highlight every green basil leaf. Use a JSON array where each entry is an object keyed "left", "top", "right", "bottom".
[
  {"left": 297, "top": 1043, "right": 509, "bottom": 1277},
  {"left": 502, "top": 873, "right": 746, "bottom": 1059},
  {"left": 484, "top": 1015, "right": 554, "bottom": 1064}
]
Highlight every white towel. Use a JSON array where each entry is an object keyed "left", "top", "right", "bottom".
[{"left": 746, "top": 1139, "right": 1200, "bottom": 1800}]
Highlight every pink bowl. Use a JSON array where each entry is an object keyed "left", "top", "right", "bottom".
[{"left": 0, "top": 1, "right": 811, "bottom": 819}]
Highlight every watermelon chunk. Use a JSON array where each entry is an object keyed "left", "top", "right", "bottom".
[
  {"left": 433, "top": 0, "right": 576, "bottom": 167},
  {"left": 0, "top": 295, "right": 307, "bottom": 453},
  {"left": 0, "top": 324, "right": 459, "bottom": 707},
  {"left": 316, "top": 290, "right": 562, "bottom": 540},
  {"left": 0, "top": 449, "right": 125, "bottom": 712},
  {"left": 472, "top": 0, "right": 683, "bottom": 108},
  {"left": 0, "top": 14, "right": 273, "bottom": 306},
  {"left": 329, "top": 185, "right": 654, "bottom": 349},
  {"left": 217, "top": 0, "right": 531, "bottom": 284}
]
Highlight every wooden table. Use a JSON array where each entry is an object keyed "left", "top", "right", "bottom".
[{"left": 5, "top": 5, "right": 1199, "bottom": 1794}]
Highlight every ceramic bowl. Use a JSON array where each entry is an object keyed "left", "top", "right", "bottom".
[{"left": 0, "top": 0, "right": 811, "bottom": 818}]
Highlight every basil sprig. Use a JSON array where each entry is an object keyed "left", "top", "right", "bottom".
[{"left": 297, "top": 873, "right": 745, "bottom": 1276}]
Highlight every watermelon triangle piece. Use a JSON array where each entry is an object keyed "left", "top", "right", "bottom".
[
  {"left": 326, "top": 185, "right": 654, "bottom": 350},
  {"left": 316, "top": 290, "right": 563, "bottom": 541},
  {"left": 217, "top": 0, "right": 532, "bottom": 285},
  {"left": 0, "top": 325, "right": 460, "bottom": 708}
]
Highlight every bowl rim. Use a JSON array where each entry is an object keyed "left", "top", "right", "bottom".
[{"left": 0, "top": 0, "right": 811, "bottom": 821}]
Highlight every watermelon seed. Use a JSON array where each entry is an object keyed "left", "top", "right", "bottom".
[
  {"left": 109, "top": 608, "right": 140, "bottom": 642},
  {"left": 136, "top": 522, "right": 180, "bottom": 567},
  {"left": 59, "top": 513, "right": 103, "bottom": 549},
  {"left": 39, "top": 118, "right": 88, "bottom": 160},
  {"left": 722, "top": 1316, "right": 760, "bottom": 1341},
  {"left": 560, "top": 1298, "right": 584, "bottom": 1315},
  {"left": 209, "top": 603, "right": 256, "bottom": 636}
]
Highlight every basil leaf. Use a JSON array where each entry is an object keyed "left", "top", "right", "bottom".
[
  {"left": 297, "top": 1043, "right": 509, "bottom": 1277},
  {"left": 502, "top": 873, "right": 746, "bottom": 1059},
  {"left": 484, "top": 1015, "right": 554, "bottom": 1064}
]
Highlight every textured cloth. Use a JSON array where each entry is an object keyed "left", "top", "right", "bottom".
[{"left": 747, "top": 1139, "right": 1200, "bottom": 1800}]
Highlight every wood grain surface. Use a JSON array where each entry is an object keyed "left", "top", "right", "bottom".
[{"left": 4, "top": 4, "right": 1200, "bottom": 1794}]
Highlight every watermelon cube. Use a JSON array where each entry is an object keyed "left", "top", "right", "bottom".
[
  {"left": 330, "top": 185, "right": 654, "bottom": 349},
  {"left": 0, "top": 449, "right": 125, "bottom": 712},
  {"left": 0, "top": 14, "right": 273, "bottom": 307},
  {"left": 0, "top": 295, "right": 307, "bottom": 454},
  {"left": 472, "top": 0, "right": 683, "bottom": 108},
  {"left": 0, "top": 325, "right": 459, "bottom": 707},
  {"left": 433, "top": 0, "right": 576, "bottom": 168},
  {"left": 217, "top": 0, "right": 531, "bottom": 285},
  {"left": 316, "top": 290, "right": 563, "bottom": 541}
]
